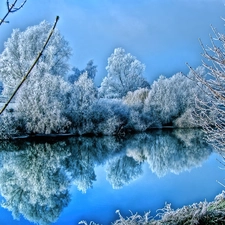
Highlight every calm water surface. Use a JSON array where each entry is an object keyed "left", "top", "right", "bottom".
[{"left": 0, "top": 129, "right": 224, "bottom": 225}]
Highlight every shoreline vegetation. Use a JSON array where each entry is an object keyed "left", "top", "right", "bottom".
[{"left": 80, "top": 191, "right": 225, "bottom": 225}]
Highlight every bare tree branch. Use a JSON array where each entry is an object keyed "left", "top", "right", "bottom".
[
  {"left": 189, "top": 23, "right": 225, "bottom": 154},
  {"left": 0, "top": 0, "right": 27, "bottom": 26}
]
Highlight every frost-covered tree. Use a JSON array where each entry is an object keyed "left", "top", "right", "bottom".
[
  {"left": 0, "top": 20, "right": 71, "bottom": 96},
  {"left": 69, "top": 72, "right": 98, "bottom": 135},
  {"left": 12, "top": 70, "right": 97, "bottom": 135},
  {"left": 144, "top": 69, "right": 206, "bottom": 127},
  {"left": 88, "top": 98, "right": 129, "bottom": 135},
  {"left": 123, "top": 88, "right": 153, "bottom": 131},
  {"left": 68, "top": 60, "right": 97, "bottom": 84},
  {"left": 0, "top": 110, "right": 18, "bottom": 139},
  {"left": 15, "top": 70, "right": 73, "bottom": 134},
  {"left": 99, "top": 48, "right": 149, "bottom": 98},
  {"left": 189, "top": 25, "right": 225, "bottom": 153}
]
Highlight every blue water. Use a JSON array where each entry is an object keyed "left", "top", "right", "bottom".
[
  {"left": 0, "top": 130, "right": 224, "bottom": 225},
  {"left": 55, "top": 153, "right": 224, "bottom": 225}
]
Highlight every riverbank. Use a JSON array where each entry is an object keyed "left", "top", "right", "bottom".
[{"left": 80, "top": 191, "right": 225, "bottom": 225}]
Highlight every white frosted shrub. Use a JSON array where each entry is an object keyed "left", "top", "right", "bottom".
[
  {"left": 123, "top": 88, "right": 149, "bottom": 107},
  {"left": 173, "top": 108, "right": 196, "bottom": 128},
  {"left": 123, "top": 88, "right": 155, "bottom": 131},
  {"left": 144, "top": 69, "right": 206, "bottom": 127},
  {"left": 89, "top": 98, "right": 129, "bottom": 135},
  {"left": 69, "top": 72, "right": 97, "bottom": 135},
  {"left": 0, "top": 111, "right": 18, "bottom": 139},
  {"left": 15, "top": 71, "right": 72, "bottom": 134}
]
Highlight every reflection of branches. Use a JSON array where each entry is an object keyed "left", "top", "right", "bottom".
[
  {"left": 148, "top": 130, "right": 211, "bottom": 177},
  {"left": 0, "top": 130, "right": 214, "bottom": 224},
  {"left": 0, "top": 142, "right": 71, "bottom": 225},
  {"left": 106, "top": 155, "right": 143, "bottom": 189},
  {"left": 0, "top": 0, "right": 27, "bottom": 26},
  {"left": 124, "top": 130, "right": 212, "bottom": 178},
  {"left": 65, "top": 136, "right": 121, "bottom": 193}
]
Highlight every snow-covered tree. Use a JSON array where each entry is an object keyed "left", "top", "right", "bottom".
[
  {"left": 69, "top": 72, "right": 98, "bottom": 134},
  {"left": 123, "top": 88, "right": 153, "bottom": 131},
  {"left": 88, "top": 98, "right": 129, "bottom": 135},
  {"left": 99, "top": 48, "right": 149, "bottom": 99},
  {"left": 144, "top": 69, "right": 206, "bottom": 127},
  {"left": 189, "top": 25, "right": 225, "bottom": 153},
  {"left": 0, "top": 110, "right": 18, "bottom": 139},
  {"left": 15, "top": 70, "right": 73, "bottom": 134},
  {"left": 0, "top": 20, "right": 71, "bottom": 96},
  {"left": 12, "top": 70, "right": 97, "bottom": 135},
  {"left": 144, "top": 75, "right": 177, "bottom": 126},
  {"left": 68, "top": 60, "right": 97, "bottom": 83}
]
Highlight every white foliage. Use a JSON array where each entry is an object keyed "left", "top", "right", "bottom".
[
  {"left": 99, "top": 48, "right": 149, "bottom": 98},
  {"left": 0, "top": 20, "right": 71, "bottom": 96},
  {"left": 89, "top": 98, "right": 129, "bottom": 135},
  {"left": 123, "top": 88, "right": 153, "bottom": 131},
  {"left": 0, "top": 111, "right": 18, "bottom": 139},
  {"left": 190, "top": 25, "right": 225, "bottom": 153},
  {"left": 144, "top": 70, "right": 206, "bottom": 126},
  {"left": 174, "top": 108, "right": 196, "bottom": 128},
  {"left": 15, "top": 71, "right": 73, "bottom": 134},
  {"left": 69, "top": 72, "right": 98, "bottom": 135},
  {"left": 123, "top": 88, "right": 149, "bottom": 107},
  {"left": 106, "top": 154, "right": 143, "bottom": 189}
]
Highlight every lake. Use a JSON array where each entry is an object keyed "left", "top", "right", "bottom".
[{"left": 0, "top": 129, "right": 224, "bottom": 225}]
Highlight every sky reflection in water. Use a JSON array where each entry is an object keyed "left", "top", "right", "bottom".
[{"left": 0, "top": 129, "right": 224, "bottom": 225}]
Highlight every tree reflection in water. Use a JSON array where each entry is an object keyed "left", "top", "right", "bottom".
[
  {"left": 0, "top": 129, "right": 213, "bottom": 224},
  {"left": 0, "top": 141, "right": 71, "bottom": 225}
]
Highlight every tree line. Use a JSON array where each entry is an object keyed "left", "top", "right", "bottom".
[{"left": 0, "top": 17, "right": 223, "bottom": 145}]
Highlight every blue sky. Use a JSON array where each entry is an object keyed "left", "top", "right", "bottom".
[{"left": 0, "top": 0, "right": 225, "bottom": 84}]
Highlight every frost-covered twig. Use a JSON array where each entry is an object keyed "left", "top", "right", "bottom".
[{"left": 0, "top": 16, "right": 60, "bottom": 115}]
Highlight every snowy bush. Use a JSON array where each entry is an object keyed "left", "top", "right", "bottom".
[
  {"left": 68, "top": 72, "right": 98, "bottom": 135},
  {"left": 89, "top": 98, "right": 129, "bottom": 135},
  {"left": 15, "top": 71, "right": 73, "bottom": 134},
  {"left": 123, "top": 88, "right": 156, "bottom": 131},
  {"left": 144, "top": 69, "right": 206, "bottom": 127},
  {"left": 0, "top": 110, "right": 19, "bottom": 139}
]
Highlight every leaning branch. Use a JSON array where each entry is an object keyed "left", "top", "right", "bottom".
[
  {"left": 0, "top": 16, "right": 60, "bottom": 115},
  {"left": 0, "top": 0, "right": 27, "bottom": 26}
]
